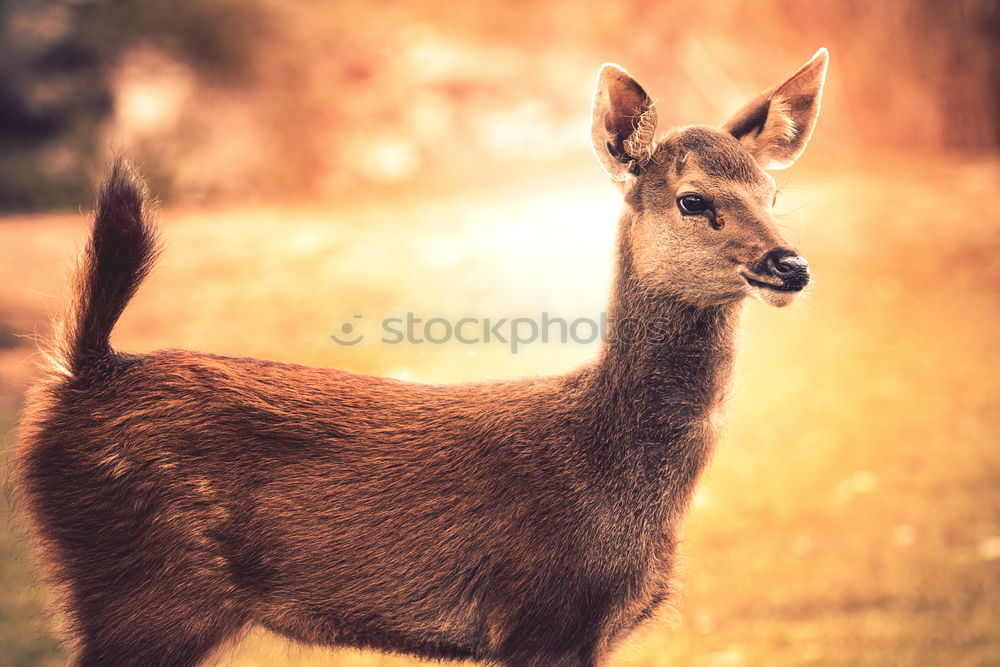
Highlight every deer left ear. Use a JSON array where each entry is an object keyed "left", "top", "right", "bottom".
[
  {"left": 723, "top": 48, "right": 829, "bottom": 170},
  {"left": 591, "top": 63, "right": 658, "bottom": 185}
]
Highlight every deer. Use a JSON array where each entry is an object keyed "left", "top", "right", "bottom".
[{"left": 14, "top": 49, "right": 828, "bottom": 667}]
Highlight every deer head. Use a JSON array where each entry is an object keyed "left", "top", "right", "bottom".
[{"left": 591, "top": 49, "right": 828, "bottom": 308}]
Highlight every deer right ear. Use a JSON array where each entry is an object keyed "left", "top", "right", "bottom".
[
  {"left": 591, "top": 64, "right": 657, "bottom": 184},
  {"left": 723, "top": 49, "right": 829, "bottom": 170}
]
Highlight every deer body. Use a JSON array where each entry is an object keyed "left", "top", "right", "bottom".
[{"left": 15, "top": 51, "right": 827, "bottom": 666}]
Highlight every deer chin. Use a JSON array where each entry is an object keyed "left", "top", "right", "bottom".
[
  {"left": 741, "top": 272, "right": 804, "bottom": 308},
  {"left": 747, "top": 283, "right": 801, "bottom": 307}
]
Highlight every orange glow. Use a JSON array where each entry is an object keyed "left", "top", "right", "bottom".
[{"left": 1, "top": 2, "right": 998, "bottom": 665}]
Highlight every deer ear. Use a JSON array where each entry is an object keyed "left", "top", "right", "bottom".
[
  {"left": 591, "top": 63, "right": 657, "bottom": 183},
  {"left": 723, "top": 48, "right": 828, "bottom": 170}
]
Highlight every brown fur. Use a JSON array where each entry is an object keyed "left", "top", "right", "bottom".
[{"left": 14, "top": 53, "right": 827, "bottom": 666}]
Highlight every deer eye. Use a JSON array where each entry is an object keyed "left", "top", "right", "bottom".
[{"left": 677, "top": 194, "right": 709, "bottom": 215}]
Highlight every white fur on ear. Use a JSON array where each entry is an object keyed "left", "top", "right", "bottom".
[
  {"left": 591, "top": 63, "right": 658, "bottom": 184},
  {"left": 724, "top": 48, "right": 829, "bottom": 170}
]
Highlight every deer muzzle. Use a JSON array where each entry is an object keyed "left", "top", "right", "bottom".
[{"left": 745, "top": 248, "right": 811, "bottom": 292}]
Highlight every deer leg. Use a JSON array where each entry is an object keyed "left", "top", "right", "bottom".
[
  {"left": 72, "top": 615, "right": 238, "bottom": 667},
  {"left": 510, "top": 653, "right": 603, "bottom": 667},
  {"left": 496, "top": 642, "right": 605, "bottom": 667},
  {"left": 62, "top": 548, "right": 245, "bottom": 667}
]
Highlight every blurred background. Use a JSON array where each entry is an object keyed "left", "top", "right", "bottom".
[{"left": 1, "top": 0, "right": 999, "bottom": 665}]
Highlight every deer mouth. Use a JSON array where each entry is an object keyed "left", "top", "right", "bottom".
[{"left": 741, "top": 273, "right": 804, "bottom": 293}]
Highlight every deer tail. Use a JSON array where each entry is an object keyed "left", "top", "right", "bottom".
[{"left": 54, "top": 158, "right": 161, "bottom": 376}]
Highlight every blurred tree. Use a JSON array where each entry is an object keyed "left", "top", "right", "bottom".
[
  {"left": 0, "top": 0, "right": 268, "bottom": 211},
  {"left": 1, "top": 0, "right": 998, "bottom": 211}
]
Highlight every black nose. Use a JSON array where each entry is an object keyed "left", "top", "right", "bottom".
[{"left": 759, "top": 248, "right": 810, "bottom": 290}]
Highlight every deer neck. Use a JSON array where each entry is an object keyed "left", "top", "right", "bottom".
[{"left": 585, "top": 212, "right": 742, "bottom": 502}]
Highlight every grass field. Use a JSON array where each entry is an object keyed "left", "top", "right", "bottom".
[{"left": 1, "top": 153, "right": 998, "bottom": 666}]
